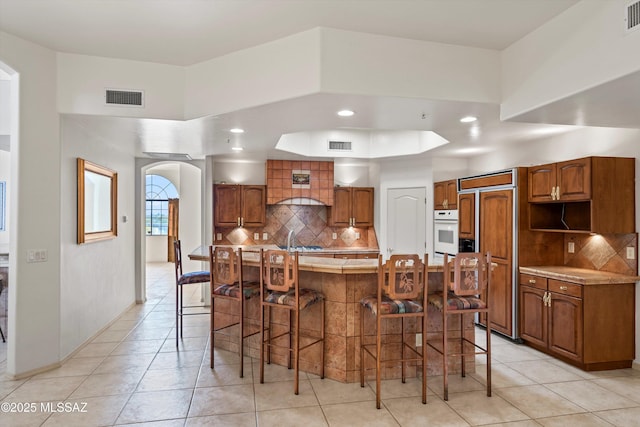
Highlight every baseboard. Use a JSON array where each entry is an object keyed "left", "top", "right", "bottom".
[
  {"left": 7, "top": 300, "right": 138, "bottom": 380},
  {"left": 633, "top": 360, "right": 640, "bottom": 371}
]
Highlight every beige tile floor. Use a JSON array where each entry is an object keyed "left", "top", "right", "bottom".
[{"left": 0, "top": 262, "right": 639, "bottom": 426}]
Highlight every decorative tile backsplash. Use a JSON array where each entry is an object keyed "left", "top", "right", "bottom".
[
  {"left": 214, "top": 204, "right": 378, "bottom": 249},
  {"left": 266, "top": 160, "right": 334, "bottom": 205},
  {"left": 564, "top": 233, "right": 638, "bottom": 275}
]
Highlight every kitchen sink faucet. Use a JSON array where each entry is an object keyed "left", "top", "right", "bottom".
[{"left": 286, "top": 229, "right": 297, "bottom": 252}]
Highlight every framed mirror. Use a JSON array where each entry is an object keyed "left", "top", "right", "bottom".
[{"left": 77, "top": 158, "right": 118, "bottom": 244}]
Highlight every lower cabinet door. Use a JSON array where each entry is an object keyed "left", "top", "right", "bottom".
[
  {"left": 548, "top": 292, "right": 583, "bottom": 362},
  {"left": 519, "top": 285, "right": 547, "bottom": 348}
]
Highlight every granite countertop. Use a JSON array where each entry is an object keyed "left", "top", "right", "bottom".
[{"left": 519, "top": 266, "right": 640, "bottom": 285}]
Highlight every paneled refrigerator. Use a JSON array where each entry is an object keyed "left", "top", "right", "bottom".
[{"left": 457, "top": 168, "right": 520, "bottom": 341}]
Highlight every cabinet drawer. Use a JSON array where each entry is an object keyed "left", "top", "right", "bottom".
[
  {"left": 357, "top": 253, "right": 378, "bottom": 259},
  {"left": 548, "top": 279, "right": 582, "bottom": 298},
  {"left": 520, "top": 274, "right": 547, "bottom": 291}
]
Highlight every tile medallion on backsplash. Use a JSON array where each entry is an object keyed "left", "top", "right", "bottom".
[
  {"left": 340, "top": 228, "right": 357, "bottom": 247},
  {"left": 227, "top": 228, "right": 249, "bottom": 246},
  {"left": 582, "top": 236, "right": 617, "bottom": 270}
]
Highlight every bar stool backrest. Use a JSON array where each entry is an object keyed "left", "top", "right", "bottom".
[
  {"left": 212, "top": 247, "right": 239, "bottom": 285},
  {"left": 263, "top": 249, "right": 296, "bottom": 292},
  {"left": 445, "top": 252, "right": 490, "bottom": 297},
  {"left": 383, "top": 254, "right": 422, "bottom": 300}
]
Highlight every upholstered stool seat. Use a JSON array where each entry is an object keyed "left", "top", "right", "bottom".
[
  {"left": 360, "top": 295, "right": 424, "bottom": 315},
  {"left": 213, "top": 281, "right": 260, "bottom": 299},
  {"left": 263, "top": 288, "right": 323, "bottom": 309},
  {"left": 427, "top": 291, "right": 486, "bottom": 311}
]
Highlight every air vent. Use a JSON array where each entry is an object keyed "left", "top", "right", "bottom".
[
  {"left": 627, "top": 1, "right": 640, "bottom": 32},
  {"left": 105, "top": 89, "right": 144, "bottom": 107},
  {"left": 328, "top": 140, "right": 352, "bottom": 151}
]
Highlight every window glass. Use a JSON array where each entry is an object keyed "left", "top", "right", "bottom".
[{"left": 145, "top": 175, "right": 178, "bottom": 235}]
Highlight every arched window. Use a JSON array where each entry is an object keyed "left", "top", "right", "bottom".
[{"left": 146, "top": 175, "right": 179, "bottom": 235}]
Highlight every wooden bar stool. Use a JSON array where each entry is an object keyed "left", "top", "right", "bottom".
[
  {"left": 173, "top": 239, "right": 210, "bottom": 347},
  {"left": 259, "top": 249, "right": 325, "bottom": 395},
  {"left": 427, "top": 252, "right": 492, "bottom": 400},
  {"left": 360, "top": 254, "right": 428, "bottom": 409},
  {"left": 209, "top": 246, "right": 260, "bottom": 377}
]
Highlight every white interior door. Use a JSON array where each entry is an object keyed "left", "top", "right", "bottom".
[{"left": 387, "top": 187, "right": 426, "bottom": 257}]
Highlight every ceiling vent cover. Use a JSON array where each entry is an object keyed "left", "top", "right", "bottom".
[
  {"left": 626, "top": 1, "right": 640, "bottom": 32},
  {"left": 328, "top": 140, "right": 352, "bottom": 151},
  {"left": 105, "top": 89, "right": 144, "bottom": 107}
]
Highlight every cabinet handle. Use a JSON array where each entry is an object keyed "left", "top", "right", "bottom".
[
  {"left": 241, "top": 217, "right": 244, "bottom": 227},
  {"left": 237, "top": 217, "right": 241, "bottom": 227},
  {"left": 550, "top": 187, "right": 556, "bottom": 200},
  {"left": 528, "top": 279, "right": 536, "bottom": 284},
  {"left": 556, "top": 186, "right": 560, "bottom": 200},
  {"left": 559, "top": 285, "right": 568, "bottom": 291}
]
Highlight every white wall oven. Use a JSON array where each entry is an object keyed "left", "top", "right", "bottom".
[{"left": 433, "top": 209, "right": 458, "bottom": 259}]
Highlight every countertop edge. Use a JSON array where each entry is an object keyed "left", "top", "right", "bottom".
[{"left": 519, "top": 266, "right": 640, "bottom": 285}]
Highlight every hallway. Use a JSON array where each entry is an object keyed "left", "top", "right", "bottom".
[{"left": 0, "top": 262, "right": 639, "bottom": 426}]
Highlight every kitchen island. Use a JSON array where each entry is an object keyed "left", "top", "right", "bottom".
[{"left": 190, "top": 246, "right": 475, "bottom": 383}]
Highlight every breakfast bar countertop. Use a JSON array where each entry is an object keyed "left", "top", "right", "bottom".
[
  {"left": 519, "top": 265, "right": 640, "bottom": 285},
  {"left": 188, "top": 245, "right": 445, "bottom": 274}
]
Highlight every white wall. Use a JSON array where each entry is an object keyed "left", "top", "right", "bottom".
[
  {"left": 60, "top": 116, "right": 136, "bottom": 359},
  {"left": 0, "top": 31, "right": 61, "bottom": 376},
  {"left": 501, "top": 0, "right": 640, "bottom": 120},
  {"left": 0, "top": 80, "right": 10, "bottom": 134},
  {"left": 57, "top": 53, "right": 185, "bottom": 120},
  {"left": 212, "top": 160, "right": 266, "bottom": 185},
  {"left": 185, "top": 28, "right": 321, "bottom": 119},
  {"left": 321, "top": 28, "right": 501, "bottom": 103}
]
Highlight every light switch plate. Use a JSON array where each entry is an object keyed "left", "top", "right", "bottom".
[
  {"left": 627, "top": 247, "right": 635, "bottom": 260},
  {"left": 568, "top": 242, "right": 575, "bottom": 253},
  {"left": 254, "top": 233, "right": 260, "bottom": 240},
  {"left": 262, "top": 232, "right": 268, "bottom": 240},
  {"left": 415, "top": 333, "right": 422, "bottom": 347},
  {"left": 332, "top": 232, "right": 337, "bottom": 240},
  {"left": 27, "top": 249, "right": 47, "bottom": 263},
  {"left": 216, "top": 233, "right": 222, "bottom": 241},
  {"left": 355, "top": 232, "right": 360, "bottom": 239}
]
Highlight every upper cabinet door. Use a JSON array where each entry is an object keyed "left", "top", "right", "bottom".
[
  {"left": 433, "top": 181, "right": 447, "bottom": 209},
  {"left": 214, "top": 185, "right": 242, "bottom": 227},
  {"left": 445, "top": 180, "right": 458, "bottom": 210},
  {"left": 528, "top": 163, "right": 556, "bottom": 202},
  {"left": 331, "top": 187, "right": 353, "bottom": 227},
  {"left": 352, "top": 187, "right": 374, "bottom": 227},
  {"left": 241, "top": 185, "right": 266, "bottom": 227},
  {"left": 557, "top": 157, "right": 591, "bottom": 201},
  {"left": 458, "top": 193, "right": 475, "bottom": 239}
]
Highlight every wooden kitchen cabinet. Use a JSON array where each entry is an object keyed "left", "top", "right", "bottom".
[
  {"left": 528, "top": 157, "right": 591, "bottom": 202},
  {"left": 214, "top": 184, "right": 266, "bottom": 227},
  {"left": 528, "top": 157, "right": 635, "bottom": 234},
  {"left": 434, "top": 179, "right": 457, "bottom": 210},
  {"left": 329, "top": 187, "right": 374, "bottom": 227},
  {"left": 519, "top": 272, "right": 634, "bottom": 370},
  {"left": 458, "top": 193, "right": 475, "bottom": 239}
]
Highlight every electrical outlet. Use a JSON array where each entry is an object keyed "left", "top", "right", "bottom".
[
  {"left": 216, "top": 233, "right": 222, "bottom": 241},
  {"left": 568, "top": 242, "right": 575, "bottom": 253},
  {"left": 262, "top": 232, "right": 268, "bottom": 240},
  {"left": 355, "top": 232, "right": 360, "bottom": 239},
  {"left": 415, "top": 333, "right": 422, "bottom": 347},
  {"left": 254, "top": 233, "right": 260, "bottom": 240},
  {"left": 332, "top": 232, "right": 337, "bottom": 240},
  {"left": 627, "top": 247, "right": 635, "bottom": 260}
]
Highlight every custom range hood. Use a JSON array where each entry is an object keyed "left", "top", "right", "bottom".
[{"left": 266, "top": 159, "right": 334, "bottom": 206}]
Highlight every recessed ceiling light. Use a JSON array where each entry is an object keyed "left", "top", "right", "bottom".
[
  {"left": 337, "top": 110, "right": 355, "bottom": 117},
  {"left": 460, "top": 116, "right": 477, "bottom": 123},
  {"left": 231, "top": 146, "right": 244, "bottom": 151},
  {"left": 230, "top": 128, "right": 244, "bottom": 133}
]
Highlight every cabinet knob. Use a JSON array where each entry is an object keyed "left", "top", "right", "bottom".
[
  {"left": 528, "top": 279, "right": 536, "bottom": 284},
  {"left": 559, "top": 285, "right": 568, "bottom": 291}
]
